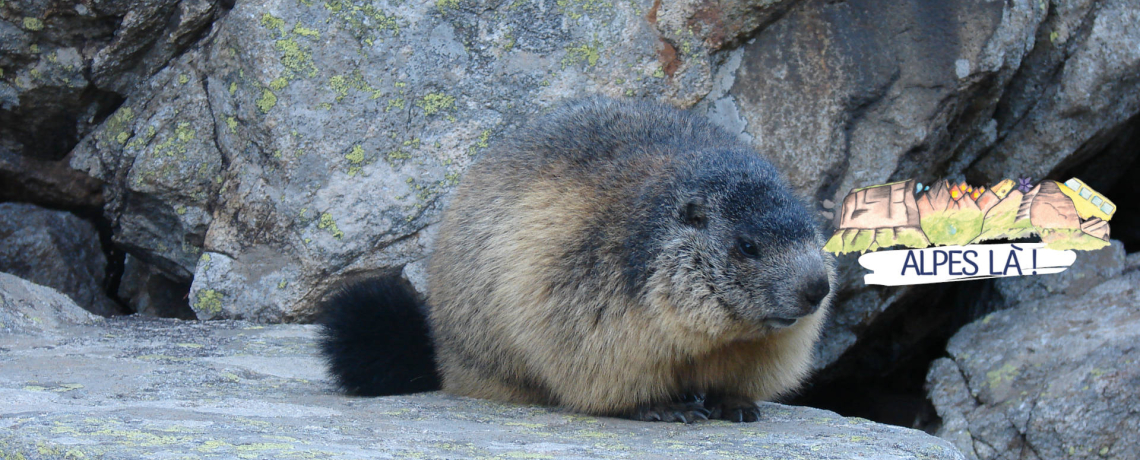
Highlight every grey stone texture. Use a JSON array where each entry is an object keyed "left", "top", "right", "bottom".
[
  {"left": 0, "top": 305, "right": 965, "bottom": 460},
  {"left": 0, "top": 0, "right": 225, "bottom": 162},
  {"left": 926, "top": 262, "right": 1140, "bottom": 460},
  {"left": 0, "top": 202, "right": 120, "bottom": 316},
  {"left": 0, "top": 271, "right": 98, "bottom": 334}
]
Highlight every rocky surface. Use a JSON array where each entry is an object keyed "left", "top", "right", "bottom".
[
  {"left": 926, "top": 251, "right": 1139, "bottom": 460},
  {"left": 0, "top": 0, "right": 226, "bottom": 161},
  {"left": 0, "top": 149, "right": 104, "bottom": 209},
  {"left": 0, "top": 271, "right": 98, "bottom": 334},
  {"left": 0, "top": 295, "right": 965, "bottom": 460},
  {"left": 69, "top": 0, "right": 722, "bottom": 322},
  {"left": 0, "top": 202, "right": 121, "bottom": 316}
]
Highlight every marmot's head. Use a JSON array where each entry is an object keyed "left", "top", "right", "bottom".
[{"left": 636, "top": 148, "right": 835, "bottom": 340}]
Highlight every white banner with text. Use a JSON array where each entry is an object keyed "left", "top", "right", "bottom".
[{"left": 858, "top": 243, "right": 1076, "bottom": 286}]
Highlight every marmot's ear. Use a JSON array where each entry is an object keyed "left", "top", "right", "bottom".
[{"left": 681, "top": 196, "right": 707, "bottom": 228}]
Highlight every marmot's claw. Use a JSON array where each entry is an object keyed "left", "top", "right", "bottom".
[
  {"left": 706, "top": 395, "right": 762, "bottom": 423},
  {"left": 629, "top": 400, "right": 709, "bottom": 423}
]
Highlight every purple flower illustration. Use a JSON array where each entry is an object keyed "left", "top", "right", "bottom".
[{"left": 1018, "top": 177, "right": 1033, "bottom": 193}]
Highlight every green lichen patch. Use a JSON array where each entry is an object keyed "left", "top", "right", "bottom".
[
  {"left": 193, "top": 289, "right": 224, "bottom": 315},
  {"left": 292, "top": 23, "right": 321, "bottom": 38},
  {"left": 466, "top": 129, "right": 491, "bottom": 156},
  {"left": 436, "top": 0, "right": 459, "bottom": 13},
  {"left": 269, "top": 77, "right": 289, "bottom": 91},
  {"left": 345, "top": 145, "right": 365, "bottom": 162},
  {"left": 562, "top": 39, "right": 602, "bottom": 69},
  {"left": 386, "top": 97, "right": 405, "bottom": 112},
  {"left": 22, "top": 17, "right": 44, "bottom": 31},
  {"left": 329, "top": 71, "right": 382, "bottom": 102},
  {"left": 986, "top": 363, "right": 1020, "bottom": 389},
  {"left": 260, "top": 13, "right": 287, "bottom": 36},
  {"left": 317, "top": 213, "right": 345, "bottom": 239},
  {"left": 152, "top": 122, "right": 197, "bottom": 157},
  {"left": 555, "top": 0, "right": 614, "bottom": 21},
  {"left": 320, "top": 0, "right": 401, "bottom": 46},
  {"left": 416, "top": 92, "right": 456, "bottom": 116},
  {"left": 275, "top": 37, "right": 319, "bottom": 79},
  {"left": 103, "top": 107, "right": 135, "bottom": 145},
  {"left": 257, "top": 89, "right": 278, "bottom": 113},
  {"left": 386, "top": 148, "right": 412, "bottom": 163}
]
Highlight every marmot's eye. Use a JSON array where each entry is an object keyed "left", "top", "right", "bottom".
[{"left": 738, "top": 238, "right": 759, "bottom": 257}]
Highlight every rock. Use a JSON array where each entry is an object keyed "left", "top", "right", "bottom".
[
  {"left": 72, "top": 0, "right": 720, "bottom": 321},
  {"left": 719, "top": 0, "right": 1045, "bottom": 202},
  {"left": 1080, "top": 217, "right": 1109, "bottom": 241},
  {"left": 117, "top": 254, "right": 196, "bottom": 319},
  {"left": 976, "top": 190, "right": 1034, "bottom": 242},
  {"left": 838, "top": 179, "right": 921, "bottom": 229},
  {"left": 0, "top": 0, "right": 226, "bottom": 162},
  {"left": 70, "top": 57, "right": 225, "bottom": 285},
  {"left": 0, "top": 272, "right": 98, "bottom": 335},
  {"left": 0, "top": 202, "right": 121, "bottom": 316},
  {"left": 0, "top": 148, "right": 104, "bottom": 209},
  {"left": 994, "top": 239, "right": 1126, "bottom": 304},
  {"left": 975, "top": 190, "right": 1000, "bottom": 215},
  {"left": 0, "top": 315, "right": 966, "bottom": 459},
  {"left": 653, "top": 0, "right": 801, "bottom": 51},
  {"left": 926, "top": 267, "right": 1140, "bottom": 460},
  {"left": 966, "top": 0, "right": 1140, "bottom": 184},
  {"left": 1024, "top": 181, "right": 1081, "bottom": 230}
]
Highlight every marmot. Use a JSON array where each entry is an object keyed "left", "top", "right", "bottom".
[{"left": 319, "top": 97, "right": 835, "bottom": 423}]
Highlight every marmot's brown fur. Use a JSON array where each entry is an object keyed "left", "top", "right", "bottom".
[{"left": 320, "top": 97, "right": 835, "bottom": 422}]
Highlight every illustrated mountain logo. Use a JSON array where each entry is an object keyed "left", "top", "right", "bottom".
[{"left": 824, "top": 178, "right": 1115, "bottom": 286}]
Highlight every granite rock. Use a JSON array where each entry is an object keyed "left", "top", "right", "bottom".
[
  {"left": 927, "top": 263, "right": 1139, "bottom": 459},
  {"left": 0, "top": 202, "right": 121, "bottom": 316},
  {"left": 0, "top": 312, "right": 965, "bottom": 459}
]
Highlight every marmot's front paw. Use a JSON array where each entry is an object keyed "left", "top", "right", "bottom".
[
  {"left": 705, "top": 394, "right": 761, "bottom": 422},
  {"left": 628, "top": 395, "right": 710, "bottom": 423}
]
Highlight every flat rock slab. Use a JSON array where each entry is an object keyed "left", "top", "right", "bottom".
[{"left": 0, "top": 317, "right": 963, "bottom": 459}]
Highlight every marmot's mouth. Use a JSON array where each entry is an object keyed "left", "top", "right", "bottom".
[{"left": 762, "top": 317, "right": 798, "bottom": 328}]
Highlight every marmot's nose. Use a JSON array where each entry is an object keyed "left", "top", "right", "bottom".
[{"left": 797, "top": 275, "right": 830, "bottom": 316}]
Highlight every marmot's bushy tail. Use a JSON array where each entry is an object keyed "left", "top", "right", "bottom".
[{"left": 317, "top": 276, "right": 441, "bottom": 396}]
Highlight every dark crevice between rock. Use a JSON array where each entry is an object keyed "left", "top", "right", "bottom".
[
  {"left": 791, "top": 277, "right": 1008, "bottom": 433},
  {"left": 1048, "top": 111, "right": 1140, "bottom": 253},
  {"left": 0, "top": 198, "right": 132, "bottom": 317},
  {"left": 0, "top": 86, "right": 124, "bottom": 162},
  {"left": 75, "top": 205, "right": 132, "bottom": 317}
]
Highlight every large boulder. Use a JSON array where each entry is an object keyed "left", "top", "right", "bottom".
[
  {"left": 926, "top": 255, "right": 1139, "bottom": 460},
  {"left": 0, "top": 202, "right": 121, "bottom": 316},
  {"left": 0, "top": 0, "right": 227, "bottom": 160},
  {"left": 71, "top": 0, "right": 719, "bottom": 321},
  {"left": 0, "top": 314, "right": 965, "bottom": 459},
  {"left": 0, "top": 271, "right": 98, "bottom": 335}
]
